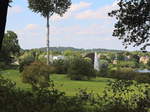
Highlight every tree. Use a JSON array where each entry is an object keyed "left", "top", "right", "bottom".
[
  {"left": 22, "top": 62, "right": 51, "bottom": 91},
  {"left": 0, "top": 31, "right": 20, "bottom": 64},
  {"left": 0, "top": 0, "right": 11, "bottom": 50},
  {"left": 109, "top": 0, "right": 150, "bottom": 50},
  {"left": 28, "top": 0, "right": 71, "bottom": 65},
  {"left": 68, "top": 56, "right": 95, "bottom": 80}
]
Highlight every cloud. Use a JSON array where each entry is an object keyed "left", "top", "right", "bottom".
[
  {"left": 51, "top": 1, "right": 92, "bottom": 21},
  {"left": 25, "top": 24, "right": 40, "bottom": 31},
  {"left": 70, "top": 1, "right": 92, "bottom": 12},
  {"left": 51, "top": 1, "right": 118, "bottom": 21},
  {"left": 75, "top": 1, "right": 118, "bottom": 20},
  {"left": 8, "top": 5, "right": 24, "bottom": 15}
]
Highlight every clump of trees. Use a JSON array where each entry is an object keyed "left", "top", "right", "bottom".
[
  {"left": 108, "top": 67, "right": 150, "bottom": 83},
  {"left": 0, "top": 31, "right": 20, "bottom": 68},
  {"left": 22, "top": 62, "right": 52, "bottom": 90},
  {"left": 67, "top": 56, "right": 96, "bottom": 80}
]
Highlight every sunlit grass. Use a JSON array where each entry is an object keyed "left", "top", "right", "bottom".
[{"left": 1, "top": 69, "right": 111, "bottom": 96}]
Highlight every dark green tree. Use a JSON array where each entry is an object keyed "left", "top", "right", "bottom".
[
  {"left": 68, "top": 56, "right": 95, "bottom": 80},
  {"left": 109, "top": 0, "right": 150, "bottom": 50},
  {"left": 28, "top": 0, "right": 71, "bottom": 65},
  {"left": 0, "top": 31, "right": 20, "bottom": 64}
]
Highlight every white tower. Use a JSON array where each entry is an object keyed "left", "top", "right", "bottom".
[{"left": 94, "top": 52, "right": 100, "bottom": 71}]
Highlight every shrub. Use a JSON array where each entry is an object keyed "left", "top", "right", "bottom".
[
  {"left": 134, "top": 73, "right": 150, "bottom": 83},
  {"left": 108, "top": 68, "right": 150, "bottom": 83},
  {"left": 108, "top": 68, "right": 136, "bottom": 80},
  {"left": 22, "top": 62, "right": 51, "bottom": 90},
  {"left": 67, "top": 56, "right": 95, "bottom": 80},
  {"left": 0, "top": 76, "right": 95, "bottom": 112},
  {"left": 0, "top": 62, "right": 6, "bottom": 70},
  {"left": 0, "top": 76, "right": 150, "bottom": 112},
  {"left": 117, "top": 61, "right": 138, "bottom": 68},
  {"left": 52, "top": 59, "right": 68, "bottom": 74},
  {"left": 19, "top": 55, "right": 35, "bottom": 72},
  {"left": 98, "top": 60, "right": 109, "bottom": 77},
  {"left": 97, "top": 80, "right": 150, "bottom": 112}
]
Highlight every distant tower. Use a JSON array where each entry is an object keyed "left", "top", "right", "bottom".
[{"left": 94, "top": 52, "right": 100, "bottom": 71}]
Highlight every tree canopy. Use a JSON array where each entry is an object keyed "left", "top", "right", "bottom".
[
  {"left": 28, "top": 0, "right": 71, "bottom": 17},
  {"left": 0, "top": 31, "right": 20, "bottom": 64},
  {"left": 109, "top": 0, "right": 150, "bottom": 50}
]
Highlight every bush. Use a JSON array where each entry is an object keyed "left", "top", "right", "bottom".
[
  {"left": 134, "top": 73, "right": 150, "bottom": 83},
  {"left": 0, "top": 62, "right": 6, "bottom": 70},
  {"left": 0, "top": 76, "right": 95, "bottom": 112},
  {"left": 52, "top": 59, "right": 68, "bottom": 74},
  {"left": 98, "top": 60, "right": 109, "bottom": 77},
  {"left": 22, "top": 62, "right": 51, "bottom": 90},
  {"left": 19, "top": 55, "right": 35, "bottom": 72},
  {"left": 117, "top": 61, "right": 138, "bottom": 68},
  {"left": 97, "top": 80, "right": 150, "bottom": 112},
  {"left": 67, "top": 56, "right": 95, "bottom": 80},
  {"left": 108, "top": 68, "right": 136, "bottom": 80},
  {"left": 108, "top": 68, "right": 150, "bottom": 83},
  {"left": 0, "top": 76, "right": 150, "bottom": 112}
]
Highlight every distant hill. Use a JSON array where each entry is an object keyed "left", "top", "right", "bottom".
[{"left": 28, "top": 47, "right": 125, "bottom": 53}]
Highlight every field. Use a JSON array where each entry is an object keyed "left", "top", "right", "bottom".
[{"left": 0, "top": 69, "right": 111, "bottom": 96}]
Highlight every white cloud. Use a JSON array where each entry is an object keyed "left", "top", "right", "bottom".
[
  {"left": 51, "top": 1, "right": 118, "bottom": 21},
  {"left": 8, "top": 5, "right": 23, "bottom": 15},
  {"left": 70, "top": 1, "right": 92, "bottom": 12},
  {"left": 25, "top": 24, "right": 39, "bottom": 31},
  {"left": 75, "top": 1, "right": 118, "bottom": 20},
  {"left": 51, "top": 1, "right": 92, "bottom": 21}
]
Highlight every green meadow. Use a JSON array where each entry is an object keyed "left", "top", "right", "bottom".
[{"left": 1, "top": 69, "right": 111, "bottom": 96}]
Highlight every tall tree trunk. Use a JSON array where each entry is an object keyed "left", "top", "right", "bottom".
[
  {"left": 46, "top": 15, "right": 50, "bottom": 65},
  {"left": 0, "top": 0, "right": 9, "bottom": 50}
]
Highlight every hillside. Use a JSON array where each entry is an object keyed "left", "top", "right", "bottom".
[{"left": 26, "top": 47, "right": 125, "bottom": 53}]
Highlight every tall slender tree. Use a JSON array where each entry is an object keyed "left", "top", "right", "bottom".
[
  {"left": 0, "top": 0, "right": 10, "bottom": 50},
  {"left": 28, "top": 0, "right": 71, "bottom": 65}
]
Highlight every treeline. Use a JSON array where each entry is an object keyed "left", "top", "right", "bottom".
[{"left": 26, "top": 47, "right": 125, "bottom": 53}]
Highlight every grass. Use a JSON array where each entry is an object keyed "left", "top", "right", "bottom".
[{"left": 0, "top": 69, "right": 112, "bottom": 96}]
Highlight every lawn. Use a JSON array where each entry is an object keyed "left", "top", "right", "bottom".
[{"left": 1, "top": 69, "right": 111, "bottom": 96}]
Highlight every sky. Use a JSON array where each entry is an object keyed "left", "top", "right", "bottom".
[{"left": 6, "top": 0, "right": 141, "bottom": 51}]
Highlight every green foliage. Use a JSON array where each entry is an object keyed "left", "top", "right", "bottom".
[
  {"left": 19, "top": 52, "right": 36, "bottom": 72},
  {"left": 52, "top": 59, "right": 68, "bottom": 74},
  {"left": 109, "top": 68, "right": 150, "bottom": 83},
  {"left": 0, "top": 75, "right": 150, "bottom": 112},
  {"left": 96, "top": 80, "right": 150, "bottom": 112},
  {"left": 67, "top": 56, "right": 96, "bottom": 80},
  {"left": 0, "top": 31, "right": 20, "bottom": 65},
  {"left": 117, "top": 61, "right": 138, "bottom": 68},
  {"left": 0, "top": 62, "right": 6, "bottom": 70},
  {"left": 134, "top": 73, "right": 150, "bottom": 83},
  {"left": 63, "top": 50, "right": 81, "bottom": 57},
  {"left": 22, "top": 62, "right": 51, "bottom": 90},
  {"left": 117, "top": 52, "right": 125, "bottom": 61},
  {"left": 109, "top": 68, "right": 136, "bottom": 80},
  {"left": 98, "top": 60, "right": 109, "bottom": 77},
  {"left": 109, "top": 0, "right": 150, "bottom": 49},
  {"left": 28, "top": 0, "right": 71, "bottom": 17}
]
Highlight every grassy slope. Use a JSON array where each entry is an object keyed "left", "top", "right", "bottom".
[{"left": 1, "top": 69, "right": 111, "bottom": 96}]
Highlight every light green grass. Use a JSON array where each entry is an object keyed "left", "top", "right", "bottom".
[{"left": 1, "top": 69, "right": 111, "bottom": 96}]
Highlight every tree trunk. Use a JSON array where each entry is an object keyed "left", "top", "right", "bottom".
[
  {"left": 0, "top": 0, "right": 9, "bottom": 50},
  {"left": 46, "top": 15, "right": 50, "bottom": 65}
]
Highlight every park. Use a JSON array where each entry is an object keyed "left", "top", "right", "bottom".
[{"left": 0, "top": 0, "right": 150, "bottom": 112}]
